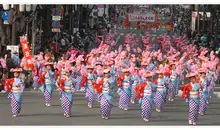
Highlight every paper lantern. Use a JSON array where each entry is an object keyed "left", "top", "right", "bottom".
[
  {"left": 19, "top": 4, "right": 25, "bottom": 12},
  {"left": 3, "top": 4, "right": 10, "bottom": 10},
  {"left": 26, "top": 4, "right": 31, "bottom": 12}
]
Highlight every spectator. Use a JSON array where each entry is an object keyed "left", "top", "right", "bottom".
[
  {"left": 200, "top": 34, "right": 208, "bottom": 45},
  {"left": 187, "top": 28, "right": 192, "bottom": 40},
  {"left": 154, "top": 42, "right": 161, "bottom": 51},
  {"left": 0, "top": 60, "right": 3, "bottom": 92},
  {"left": 0, "top": 70, "right": 7, "bottom": 93},
  {"left": 6, "top": 53, "right": 16, "bottom": 78},
  {"left": 216, "top": 40, "right": 220, "bottom": 48},
  {"left": 0, "top": 54, "right": 6, "bottom": 69},
  {"left": 167, "top": 24, "right": 172, "bottom": 34},
  {"left": 12, "top": 51, "right": 20, "bottom": 67},
  {"left": 107, "top": 23, "right": 111, "bottom": 33},
  {"left": 173, "top": 22, "right": 178, "bottom": 34},
  {"left": 210, "top": 40, "right": 215, "bottom": 50},
  {"left": 179, "top": 23, "right": 183, "bottom": 36},
  {"left": 4, "top": 49, "right": 11, "bottom": 59},
  {"left": 97, "top": 25, "right": 103, "bottom": 36}
]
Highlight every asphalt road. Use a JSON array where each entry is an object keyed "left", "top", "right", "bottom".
[
  {"left": 0, "top": 90, "right": 220, "bottom": 125},
  {"left": 88, "top": 14, "right": 173, "bottom": 51},
  {"left": 0, "top": 13, "right": 219, "bottom": 126}
]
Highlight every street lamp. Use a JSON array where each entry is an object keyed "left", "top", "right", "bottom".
[{"left": 31, "top": 5, "right": 37, "bottom": 55}]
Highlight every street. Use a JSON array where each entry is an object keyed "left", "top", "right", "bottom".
[
  {"left": 0, "top": 88, "right": 220, "bottom": 125},
  {"left": 0, "top": 5, "right": 219, "bottom": 126}
]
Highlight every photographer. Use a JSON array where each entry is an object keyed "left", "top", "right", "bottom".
[{"left": 0, "top": 69, "right": 7, "bottom": 93}]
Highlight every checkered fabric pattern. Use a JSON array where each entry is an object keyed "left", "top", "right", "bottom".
[
  {"left": 164, "top": 94, "right": 167, "bottom": 104},
  {"left": 75, "top": 75, "right": 82, "bottom": 91},
  {"left": 141, "top": 96, "right": 152, "bottom": 120},
  {"left": 208, "top": 81, "right": 215, "bottom": 99},
  {"left": 118, "top": 90, "right": 130, "bottom": 109},
  {"left": 199, "top": 96, "right": 207, "bottom": 114},
  {"left": 100, "top": 95, "right": 113, "bottom": 118},
  {"left": 33, "top": 76, "right": 40, "bottom": 88},
  {"left": 43, "top": 89, "right": 52, "bottom": 104},
  {"left": 131, "top": 87, "right": 136, "bottom": 102},
  {"left": 8, "top": 92, "right": 12, "bottom": 99},
  {"left": 175, "top": 84, "right": 179, "bottom": 95},
  {"left": 86, "top": 89, "right": 96, "bottom": 107},
  {"left": 11, "top": 94, "right": 21, "bottom": 116},
  {"left": 168, "top": 83, "right": 175, "bottom": 100},
  {"left": 96, "top": 93, "right": 101, "bottom": 102},
  {"left": 154, "top": 91, "right": 165, "bottom": 111},
  {"left": 61, "top": 93, "right": 72, "bottom": 115},
  {"left": 188, "top": 98, "right": 199, "bottom": 122}
]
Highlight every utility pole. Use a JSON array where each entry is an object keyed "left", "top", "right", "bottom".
[
  {"left": 85, "top": 5, "right": 89, "bottom": 29},
  {"left": 26, "top": 23, "right": 29, "bottom": 36},
  {"left": 69, "top": 5, "right": 72, "bottom": 32},
  {"left": 31, "top": 12, "right": 36, "bottom": 55},
  {"left": 11, "top": 5, "right": 18, "bottom": 45},
  {"left": 202, "top": 5, "right": 206, "bottom": 32},
  {"left": 197, "top": 4, "right": 200, "bottom": 34},
  {"left": 215, "top": 5, "right": 220, "bottom": 42},
  {"left": 72, "top": 5, "right": 75, "bottom": 34},
  {"left": 210, "top": 5, "right": 215, "bottom": 34},
  {"left": 104, "top": 5, "right": 106, "bottom": 18},
  {"left": 0, "top": 12, "right": 6, "bottom": 50},
  {"left": 77, "top": 5, "right": 80, "bottom": 31}
]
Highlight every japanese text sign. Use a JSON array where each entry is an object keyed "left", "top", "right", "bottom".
[{"left": 128, "top": 13, "right": 155, "bottom": 22}]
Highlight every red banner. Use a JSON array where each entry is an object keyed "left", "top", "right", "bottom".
[{"left": 20, "top": 35, "right": 34, "bottom": 69}]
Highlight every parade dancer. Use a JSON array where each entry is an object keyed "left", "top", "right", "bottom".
[
  {"left": 76, "top": 55, "right": 86, "bottom": 92},
  {"left": 81, "top": 65, "right": 96, "bottom": 108},
  {"left": 33, "top": 55, "right": 44, "bottom": 90},
  {"left": 130, "top": 67, "right": 140, "bottom": 104},
  {"left": 4, "top": 68, "right": 24, "bottom": 117},
  {"left": 206, "top": 67, "right": 216, "bottom": 103},
  {"left": 123, "top": 55, "right": 131, "bottom": 68},
  {"left": 216, "top": 64, "right": 220, "bottom": 83},
  {"left": 136, "top": 71, "right": 157, "bottom": 122},
  {"left": 182, "top": 72, "right": 200, "bottom": 125},
  {"left": 117, "top": 69, "right": 132, "bottom": 110},
  {"left": 94, "top": 61, "right": 104, "bottom": 102},
  {"left": 109, "top": 60, "right": 118, "bottom": 79},
  {"left": 94, "top": 69, "right": 115, "bottom": 120},
  {"left": 163, "top": 70, "right": 171, "bottom": 103},
  {"left": 57, "top": 68, "right": 76, "bottom": 118},
  {"left": 154, "top": 68, "right": 167, "bottom": 112},
  {"left": 139, "top": 61, "right": 148, "bottom": 82},
  {"left": 44, "top": 50, "right": 55, "bottom": 61},
  {"left": 71, "top": 61, "right": 81, "bottom": 91},
  {"left": 198, "top": 69, "right": 208, "bottom": 116},
  {"left": 168, "top": 62, "right": 178, "bottom": 101},
  {"left": 38, "top": 62, "right": 55, "bottom": 106}
]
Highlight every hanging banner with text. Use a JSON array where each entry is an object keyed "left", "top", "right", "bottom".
[
  {"left": 20, "top": 35, "right": 34, "bottom": 69},
  {"left": 128, "top": 13, "right": 155, "bottom": 22}
]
